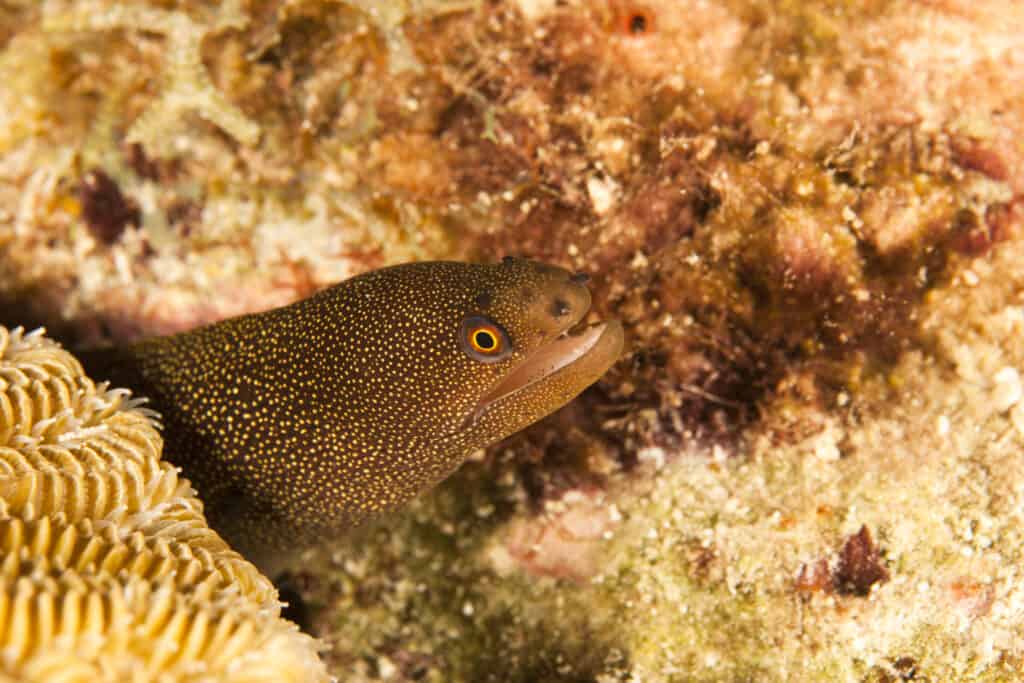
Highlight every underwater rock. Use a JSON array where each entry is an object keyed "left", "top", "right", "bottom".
[{"left": 1, "top": 0, "right": 1023, "bottom": 680}]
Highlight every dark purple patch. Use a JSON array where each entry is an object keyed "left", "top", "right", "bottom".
[
  {"left": 834, "top": 525, "right": 890, "bottom": 596},
  {"left": 79, "top": 169, "right": 141, "bottom": 245},
  {"left": 125, "top": 143, "right": 161, "bottom": 181}
]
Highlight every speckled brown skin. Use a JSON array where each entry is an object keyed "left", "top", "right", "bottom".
[{"left": 81, "top": 259, "right": 622, "bottom": 571}]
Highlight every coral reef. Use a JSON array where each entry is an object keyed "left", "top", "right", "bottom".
[
  {"left": 42, "top": 0, "right": 260, "bottom": 151},
  {"left": 0, "top": 0, "right": 451, "bottom": 341},
  {"left": 1, "top": 0, "right": 1019, "bottom": 430},
  {"left": 0, "top": 325, "right": 327, "bottom": 682},
  {"left": 0, "top": 0, "right": 1022, "bottom": 681}
]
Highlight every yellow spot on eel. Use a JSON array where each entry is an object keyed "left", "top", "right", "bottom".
[{"left": 82, "top": 258, "right": 623, "bottom": 571}]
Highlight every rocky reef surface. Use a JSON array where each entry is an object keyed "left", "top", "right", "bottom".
[{"left": 1, "top": 0, "right": 1022, "bottom": 681}]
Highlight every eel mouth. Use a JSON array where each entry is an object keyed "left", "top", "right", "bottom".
[{"left": 464, "top": 319, "right": 624, "bottom": 427}]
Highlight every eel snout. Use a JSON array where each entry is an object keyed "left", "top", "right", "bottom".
[{"left": 477, "top": 319, "right": 622, "bottom": 412}]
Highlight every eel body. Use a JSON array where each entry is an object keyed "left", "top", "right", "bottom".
[{"left": 81, "top": 258, "right": 622, "bottom": 570}]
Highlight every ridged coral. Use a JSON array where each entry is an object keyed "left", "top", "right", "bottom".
[{"left": 0, "top": 326, "right": 328, "bottom": 683}]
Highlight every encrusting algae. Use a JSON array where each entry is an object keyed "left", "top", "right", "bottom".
[
  {"left": 0, "top": 325, "right": 327, "bottom": 682},
  {"left": 1, "top": 0, "right": 1023, "bottom": 680}
]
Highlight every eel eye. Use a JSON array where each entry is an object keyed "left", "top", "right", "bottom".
[
  {"left": 460, "top": 315, "right": 512, "bottom": 363},
  {"left": 473, "top": 329, "right": 498, "bottom": 351}
]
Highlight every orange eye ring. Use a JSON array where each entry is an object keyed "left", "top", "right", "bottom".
[
  {"left": 471, "top": 328, "right": 499, "bottom": 353},
  {"left": 460, "top": 315, "right": 512, "bottom": 363}
]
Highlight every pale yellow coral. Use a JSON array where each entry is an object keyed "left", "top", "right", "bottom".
[{"left": 0, "top": 326, "right": 328, "bottom": 683}]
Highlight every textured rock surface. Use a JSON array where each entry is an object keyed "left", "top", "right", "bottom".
[
  {"left": 1, "top": 0, "right": 1023, "bottom": 681},
  {"left": 0, "top": 326, "right": 327, "bottom": 682}
]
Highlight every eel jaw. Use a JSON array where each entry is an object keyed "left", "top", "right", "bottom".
[{"left": 462, "top": 319, "right": 624, "bottom": 431}]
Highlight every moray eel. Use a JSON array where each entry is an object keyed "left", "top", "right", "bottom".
[{"left": 81, "top": 258, "right": 622, "bottom": 572}]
